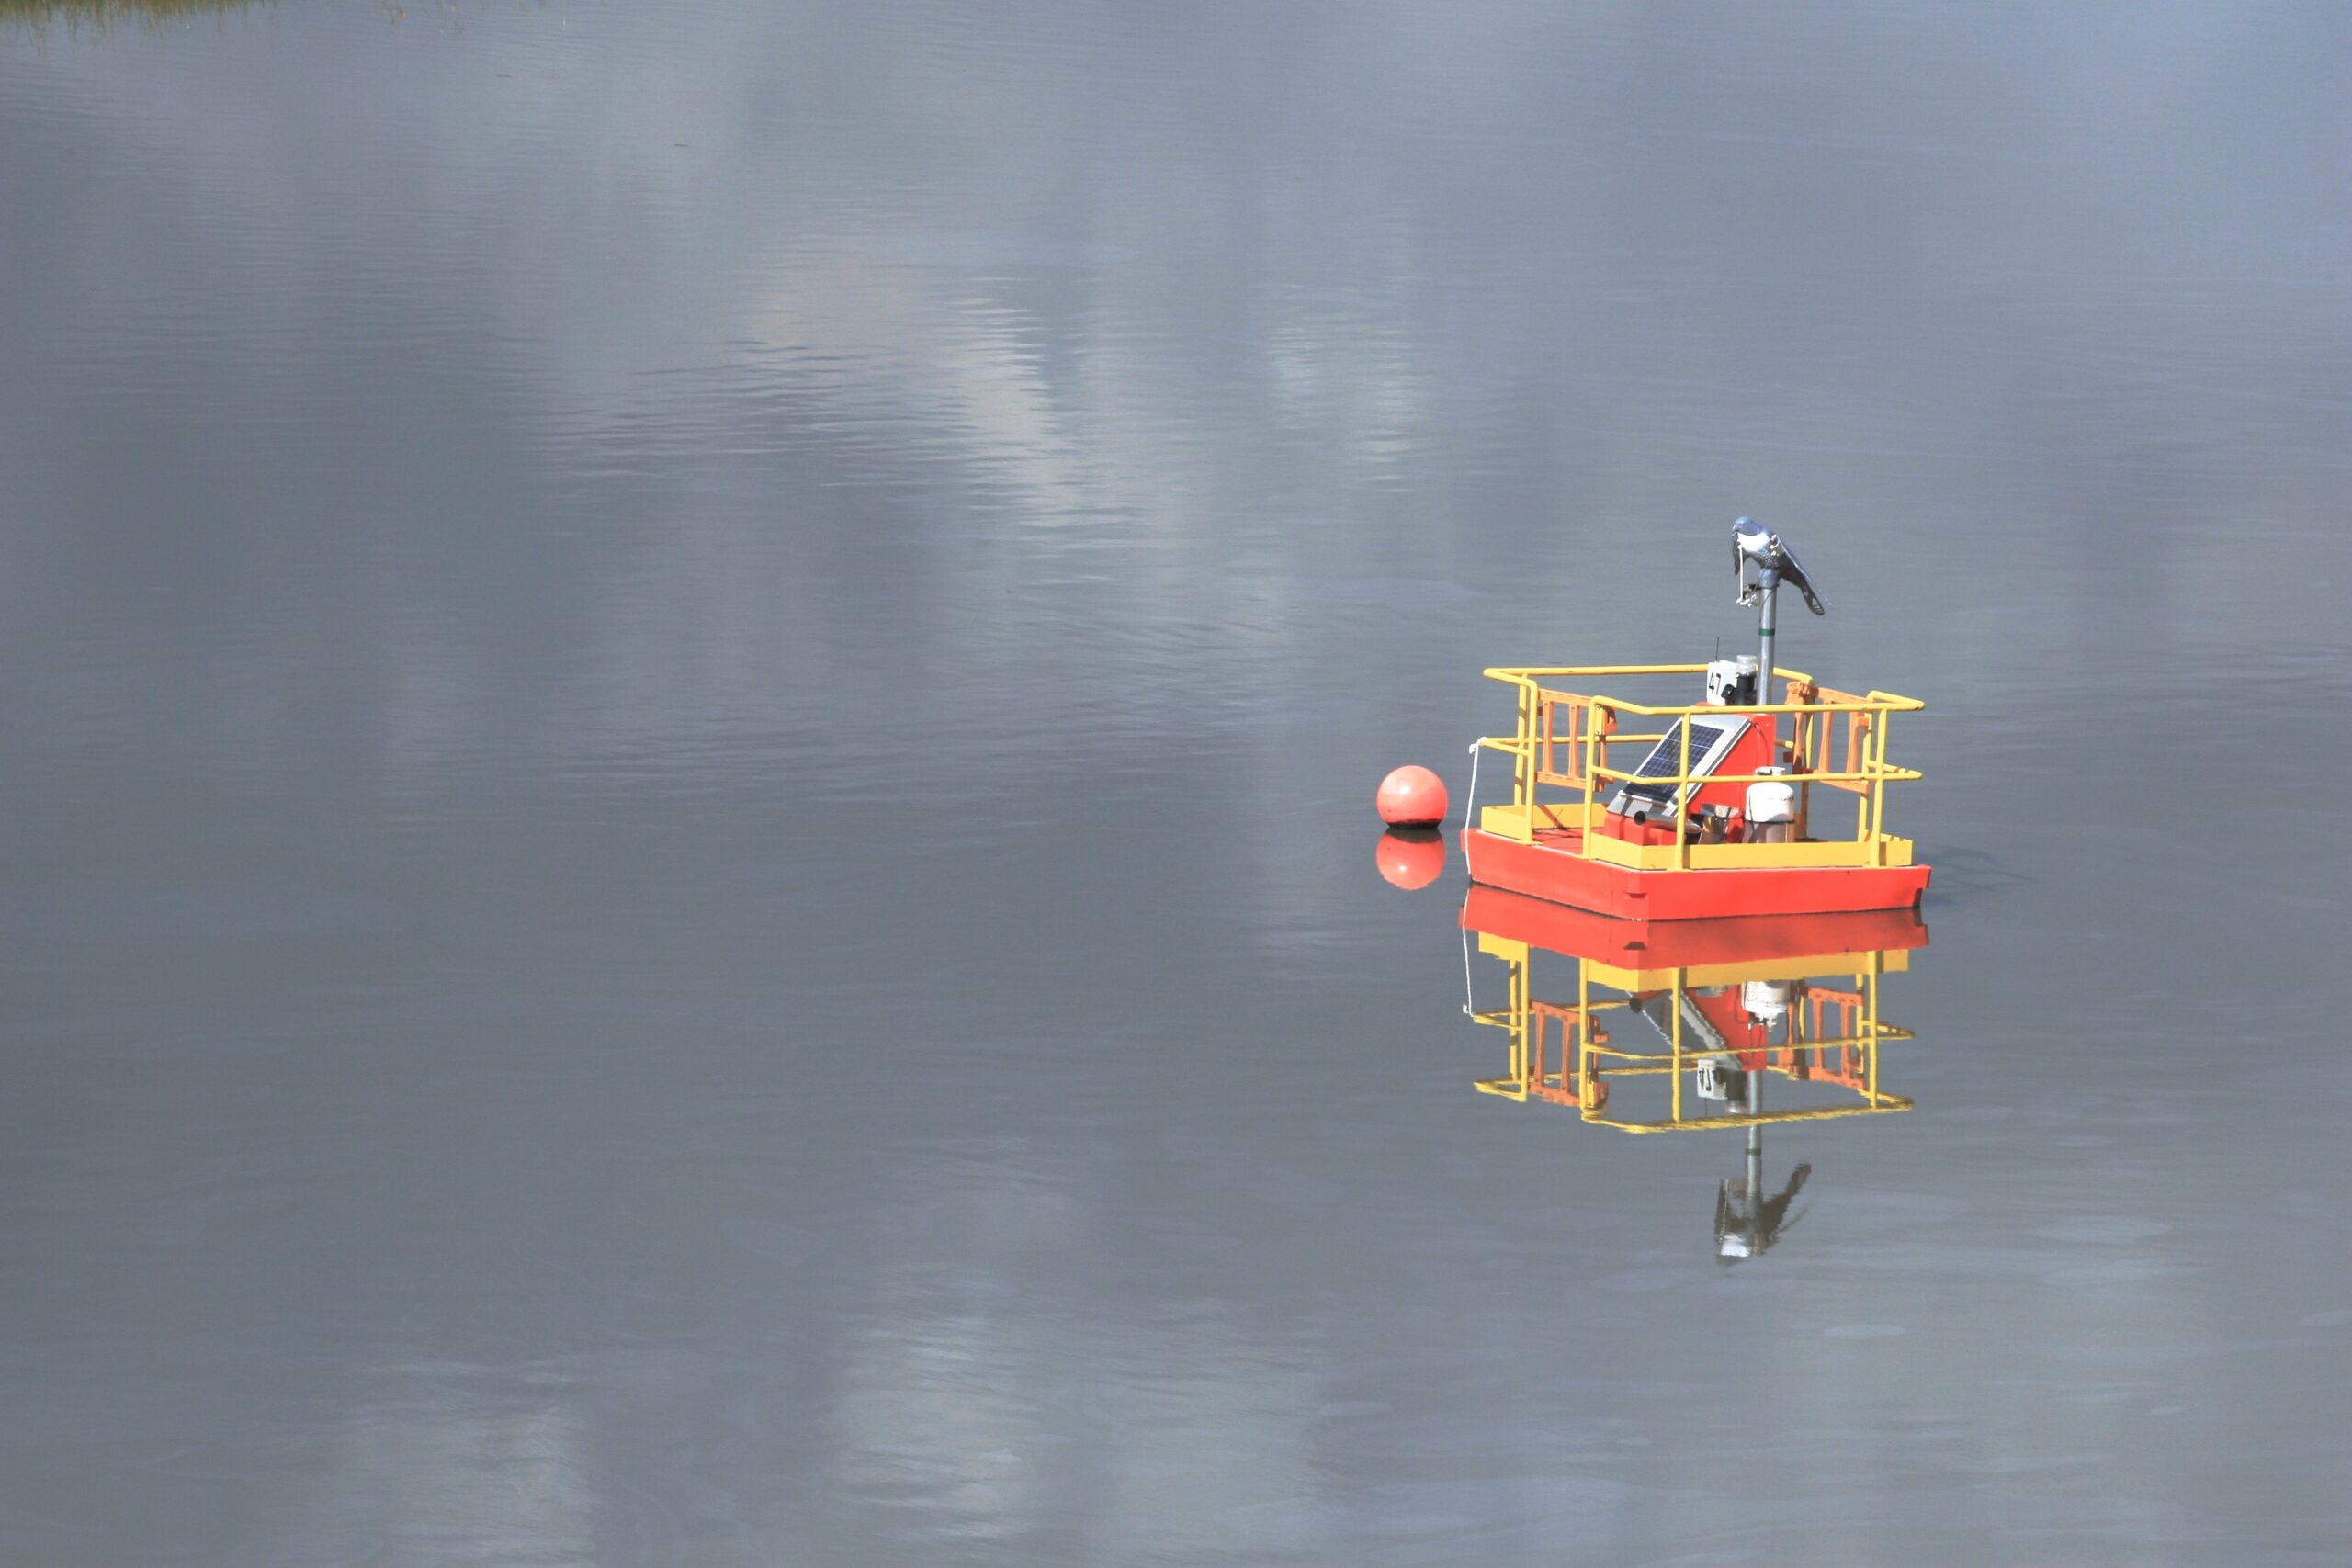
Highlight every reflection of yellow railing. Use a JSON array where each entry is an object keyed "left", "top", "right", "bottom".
[
  {"left": 1470, "top": 944, "right": 1913, "bottom": 1133},
  {"left": 1470, "top": 664, "right": 1925, "bottom": 870}
]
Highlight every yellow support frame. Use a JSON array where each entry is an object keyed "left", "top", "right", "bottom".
[{"left": 1467, "top": 942, "right": 1916, "bottom": 1134}]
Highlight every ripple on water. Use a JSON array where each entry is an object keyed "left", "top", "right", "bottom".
[
  {"left": 2042, "top": 1258, "right": 2202, "bottom": 1288},
  {"left": 1594, "top": 1266, "right": 1706, "bottom": 1293},
  {"left": 2036, "top": 1216, "right": 2173, "bottom": 1245},
  {"left": 1218, "top": 1476, "right": 1634, "bottom": 1552}
]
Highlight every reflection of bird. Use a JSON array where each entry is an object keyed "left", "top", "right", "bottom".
[
  {"left": 1733, "top": 517, "right": 1827, "bottom": 616},
  {"left": 1714, "top": 1159, "right": 1812, "bottom": 1261}
]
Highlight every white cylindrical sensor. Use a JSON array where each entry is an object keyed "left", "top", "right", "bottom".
[{"left": 1746, "top": 779, "right": 1797, "bottom": 825}]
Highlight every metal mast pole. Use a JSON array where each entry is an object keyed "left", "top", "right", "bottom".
[
  {"left": 1744, "top": 1125, "right": 1764, "bottom": 1238},
  {"left": 1746, "top": 1045, "right": 1764, "bottom": 1200},
  {"left": 1755, "top": 563, "right": 1780, "bottom": 706}
]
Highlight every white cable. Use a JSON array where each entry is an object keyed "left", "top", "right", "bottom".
[
  {"left": 1462, "top": 739, "right": 1482, "bottom": 834},
  {"left": 1460, "top": 920, "right": 1476, "bottom": 1018},
  {"left": 1460, "top": 739, "right": 1483, "bottom": 1014}
]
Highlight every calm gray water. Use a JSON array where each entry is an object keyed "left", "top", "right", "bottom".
[{"left": 3, "top": 4, "right": 2348, "bottom": 1563}]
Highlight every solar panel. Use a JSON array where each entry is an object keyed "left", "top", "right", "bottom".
[{"left": 1609, "top": 717, "right": 1738, "bottom": 817}]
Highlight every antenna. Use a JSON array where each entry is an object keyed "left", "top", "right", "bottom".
[{"left": 1731, "top": 517, "right": 1827, "bottom": 703}]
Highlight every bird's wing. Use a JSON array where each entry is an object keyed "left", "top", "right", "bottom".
[{"left": 1775, "top": 536, "right": 1829, "bottom": 615}]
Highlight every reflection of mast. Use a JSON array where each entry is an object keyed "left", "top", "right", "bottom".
[
  {"left": 1716, "top": 1132, "right": 1808, "bottom": 1261},
  {"left": 1460, "top": 888, "right": 1922, "bottom": 1260},
  {"left": 1655, "top": 975, "right": 1817, "bottom": 1261},
  {"left": 1712, "top": 976, "right": 1811, "bottom": 1260}
]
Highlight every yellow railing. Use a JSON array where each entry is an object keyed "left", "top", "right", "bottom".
[{"left": 1470, "top": 664, "right": 1925, "bottom": 871}]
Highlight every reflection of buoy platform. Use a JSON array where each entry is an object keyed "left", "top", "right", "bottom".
[
  {"left": 1461, "top": 521, "right": 1930, "bottom": 919},
  {"left": 1461, "top": 886, "right": 1924, "bottom": 1259}
]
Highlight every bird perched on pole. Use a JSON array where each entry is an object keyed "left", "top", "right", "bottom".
[{"left": 1733, "top": 516, "right": 1828, "bottom": 616}]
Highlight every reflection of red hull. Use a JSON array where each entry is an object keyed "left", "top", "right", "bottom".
[
  {"left": 1462, "top": 885, "right": 1928, "bottom": 970},
  {"left": 1463, "top": 827, "right": 1931, "bottom": 921}
]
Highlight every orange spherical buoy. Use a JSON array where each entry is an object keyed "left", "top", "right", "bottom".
[
  {"left": 1376, "top": 829, "right": 1446, "bottom": 890},
  {"left": 1376, "top": 764, "right": 1449, "bottom": 827}
]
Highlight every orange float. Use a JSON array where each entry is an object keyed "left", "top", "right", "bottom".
[{"left": 1376, "top": 764, "right": 1449, "bottom": 827}]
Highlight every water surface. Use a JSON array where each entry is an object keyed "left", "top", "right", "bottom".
[{"left": 2, "top": 4, "right": 2347, "bottom": 1563}]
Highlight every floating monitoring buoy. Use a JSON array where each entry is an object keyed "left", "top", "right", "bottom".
[
  {"left": 1456, "top": 518, "right": 1930, "bottom": 919},
  {"left": 1376, "top": 764, "right": 1449, "bottom": 827}
]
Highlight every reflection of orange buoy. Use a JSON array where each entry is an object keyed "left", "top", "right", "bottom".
[
  {"left": 1377, "top": 829, "right": 1446, "bottom": 889},
  {"left": 1377, "top": 765, "right": 1449, "bottom": 826}
]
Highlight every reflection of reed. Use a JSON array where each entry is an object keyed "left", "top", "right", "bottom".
[{"left": 0, "top": 0, "right": 266, "bottom": 32}]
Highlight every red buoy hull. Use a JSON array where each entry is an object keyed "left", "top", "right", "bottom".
[{"left": 1464, "top": 827, "right": 1930, "bottom": 920}]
